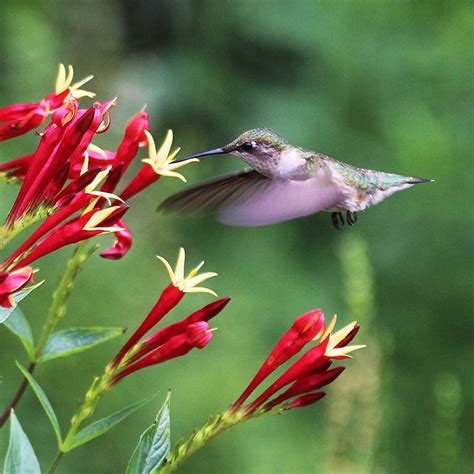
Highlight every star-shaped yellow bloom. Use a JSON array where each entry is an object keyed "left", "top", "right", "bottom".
[
  {"left": 142, "top": 130, "right": 198, "bottom": 182},
  {"left": 157, "top": 247, "right": 217, "bottom": 296}
]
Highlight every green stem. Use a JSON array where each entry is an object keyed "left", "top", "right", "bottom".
[
  {"left": 0, "top": 242, "right": 96, "bottom": 428},
  {"left": 34, "top": 242, "right": 97, "bottom": 357},
  {"left": 157, "top": 411, "right": 242, "bottom": 474},
  {"left": 62, "top": 366, "right": 115, "bottom": 450},
  {"left": 47, "top": 451, "right": 64, "bottom": 474},
  {"left": 50, "top": 360, "right": 124, "bottom": 473}
]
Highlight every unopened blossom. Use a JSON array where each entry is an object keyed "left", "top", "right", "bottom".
[
  {"left": 119, "top": 130, "right": 197, "bottom": 201},
  {"left": 113, "top": 247, "right": 218, "bottom": 365},
  {"left": 0, "top": 267, "right": 34, "bottom": 308},
  {"left": 129, "top": 297, "right": 230, "bottom": 364},
  {"left": 112, "top": 321, "right": 217, "bottom": 384}
]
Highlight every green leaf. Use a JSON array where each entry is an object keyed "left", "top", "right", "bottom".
[
  {"left": 2, "top": 306, "right": 35, "bottom": 360},
  {"left": 16, "top": 361, "right": 62, "bottom": 447},
  {"left": 68, "top": 398, "right": 151, "bottom": 451},
  {"left": 39, "top": 326, "right": 124, "bottom": 363},
  {"left": 0, "top": 281, "right": 44, "bottom": 324},
  {"left": 126, "top": 392, "right": 171, "bottom": 474},
  {"left": 4, "top": 410, "right": 41, "bottom": 474}
]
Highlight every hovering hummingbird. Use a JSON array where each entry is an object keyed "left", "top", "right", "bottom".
[{"left": 159, "top": 128, "right": 432, "bottom": 229}]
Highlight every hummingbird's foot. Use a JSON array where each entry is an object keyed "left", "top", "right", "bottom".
[
  {"left": 347, "top": 211, "right": 358, "bottom": 226},
  {"left": 331, "top": 212, "right": 344, "bottom": 230}
]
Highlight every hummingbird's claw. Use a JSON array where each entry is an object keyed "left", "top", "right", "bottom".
[
  {"left": 331, "top": 212, "right": 345, "bottom": 230},
  {"left": 347, "top": 211, "right": 358, "bottom": 226}
]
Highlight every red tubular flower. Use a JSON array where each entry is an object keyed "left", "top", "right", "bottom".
[
  {"left": 228, "top": 314, "right": 365, "bottom": 417},
  {"left": 112, "top": 321, "right": 216, "bottom": 384},
  {"left": 232, "top": 309, "right": 325, "bottom": 410},
  {"left": 100, "top": 220, "right": 132, "bottom": 260},
  {"left": 1, "top": 168, "right": 104, "bottom": 270},
  {"left": 0, "top": 267, "right": 34, "bottom": 308},
  {"left": 0, "top": 64, "right": 94, "bottom": 142},
  {"left": 11, "top": 205, "right": 128, "bottom": 270},
  {"left": 5, "top": 100, "right": 115, "bottom": 226},
  {"left": 112, "top": 248, "right": 218, "bottom": 366}
]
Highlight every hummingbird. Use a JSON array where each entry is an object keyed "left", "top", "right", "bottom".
[{"left": 159, "top": 128, "right": 432, "bottom": 229}]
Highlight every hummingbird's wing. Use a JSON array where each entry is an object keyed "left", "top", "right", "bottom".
[{"left": 158, "top": 169, "right": 343, "bottom": 226}]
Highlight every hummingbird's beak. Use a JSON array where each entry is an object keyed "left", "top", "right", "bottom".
[{"left": 171, "top": 147, "right": 226, "bottom": 163}]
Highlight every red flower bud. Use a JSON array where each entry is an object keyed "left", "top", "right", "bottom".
[
  {"left": 112, "top": 322, "right": 215, "bottom": 384},
  {"left": 0, "top": 267, "right": 34, "bottom": 308},
  {"left": 138, "top": 297, "right": 231, "bottom": 357},
  {"left": 285, "top": 392, "right": 326, "bottom": 409},
  {"left": 263, "top": 366, "right": 345, "bottom": 411}
]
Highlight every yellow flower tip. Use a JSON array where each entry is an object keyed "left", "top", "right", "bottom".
[
  {"left": 323, "top": 319, "right": 365, "bottom": 358},
  {"left": 54, "top": 64, "right": 95, "bottom": 99},
  {"left": 207, "top": 327, "right": 218, "bottom": 334},
  {"left": 87, "top": 143, "right": 109, "bottom": 160},
  {"left": 317, "top": 314, "right": 337, "bottom": 342},
  {"left": 85, "top": 167, "right": 112, "bottom": 193},
  {"left": 83, "top": 206, "right": 122, "bottom": 232},
  {"left": 156, "top": 248, "right": 217, "bottom": 295},
  {"left": 81, "top": 151, "right": 90, "bottom": 176}
]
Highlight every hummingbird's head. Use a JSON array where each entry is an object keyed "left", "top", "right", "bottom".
[{"left": 172, "top": 128, "right": 290, "bottom": 168}]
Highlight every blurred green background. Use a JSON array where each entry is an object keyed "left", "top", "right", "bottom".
[{"left": 0, "top": 1, "right": 472, "bottom": 473}]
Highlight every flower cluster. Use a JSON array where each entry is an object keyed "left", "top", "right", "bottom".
[
  {"left": 110, "top": 248, "right": 228, "bottom": 384},
  {"left": 228, "top": 310, "right": 364, "bottom": 416},
  {"left": 0, "top": 64, "right": 198, "bottom": 308}
]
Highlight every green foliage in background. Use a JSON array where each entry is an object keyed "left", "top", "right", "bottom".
[{"left": 0, "top": 1, "right": 472, "bottom": 473}]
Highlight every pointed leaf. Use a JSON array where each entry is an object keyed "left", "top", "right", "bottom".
[
  {"left": 39, "top": 326, "right": 125, "bottom": 363},
  {"left": 3, "top": 410, "right": 41, "bottom": 474},
  {"left": 2, "top": 307, "right": 35, "bottom": 360},
  {"left": 0, "top": 281, "right": 44, "bottom": 324},
  {"left": 16, "top": 361, "right": 62, "bottom": 447},
  {"left": 68, "top": 398, "right": 151, "bottom": 451},
  {"left": 126, "top": 392, "right": 171, "bottom": 474}
]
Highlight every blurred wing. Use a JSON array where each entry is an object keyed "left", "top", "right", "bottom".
[{"left": 159, "top": 169, "right": 343, "bottom": 226}]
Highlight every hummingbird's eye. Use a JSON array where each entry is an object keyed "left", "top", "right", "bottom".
[{"left": 239, "top": 141, "right": 254, "bottom": 151}]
